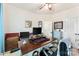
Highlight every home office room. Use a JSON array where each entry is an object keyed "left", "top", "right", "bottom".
[{"left": 1, "top": 3, "right": 79, "bottom": 56}]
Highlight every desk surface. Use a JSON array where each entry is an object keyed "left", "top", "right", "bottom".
[{"left": 21, "top": 38, "right": 52, "bottom": 55}]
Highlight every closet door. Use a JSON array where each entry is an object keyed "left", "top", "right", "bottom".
[
  {"left": 63, "top": 18, "right": 77, "bottom": 48},
  {"left": 64, "top": 17, "right": 79, "bottom": 48},
  {"left": 74, "top": 19, "right": 79, "bottom": 48}
]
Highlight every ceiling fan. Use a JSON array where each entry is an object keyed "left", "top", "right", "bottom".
[{"left": 39, "top": 3, "right": 53, "bottom": 11}]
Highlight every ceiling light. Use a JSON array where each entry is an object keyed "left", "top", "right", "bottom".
[{"left": 40, "top": 3, "right": 53, "bottom": 11}]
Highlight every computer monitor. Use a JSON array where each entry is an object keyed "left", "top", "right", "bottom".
[
  {"left": 33, "top": 27, "right": 42, "bottom": 35},
  {"left": 20, "top": 32, "right": 29, "bottom": 38}
]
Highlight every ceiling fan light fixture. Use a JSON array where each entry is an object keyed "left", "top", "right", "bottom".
[
  {"left": 39, "top": 3, "right": 54, "bottom": 11},
  {"left": 48, "top": 4, "right": 52, "bottom": 10}
]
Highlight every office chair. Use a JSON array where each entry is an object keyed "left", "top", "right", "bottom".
[
  {"left": 57, "top": 38, "right": 72, "bottom": 56},
  {"left": 59, "top": 42, "right": 68, "bottom": 56}
]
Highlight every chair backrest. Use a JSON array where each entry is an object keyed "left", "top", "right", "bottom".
[{"left": 59, "top": 42, "right": 68, "bottom": 56}]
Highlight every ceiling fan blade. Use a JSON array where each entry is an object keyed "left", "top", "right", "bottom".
[
  {"left": 39, "top": 4, "right": 46, "bottom": 9},
  {"left": 39, "top": 3, "right": 53, "bottom": 11}
]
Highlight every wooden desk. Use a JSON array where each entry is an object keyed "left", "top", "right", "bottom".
[{"left": 20, "top": 38, "right": 52, "bottom": 55}]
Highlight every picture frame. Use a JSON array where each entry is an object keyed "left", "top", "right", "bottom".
[
  {"left": 38, "top": 21, "right": 42, "bottom": 27},
  {"left": 25, "top": 21, "right": 32, "bottom": 28},
  {"left": 54, "top": 21, "right": 63, "bottom": 29}
]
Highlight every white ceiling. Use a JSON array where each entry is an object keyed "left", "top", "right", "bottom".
[{"left": 8, "top": 3, "right": 79, "bottom": 14}]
